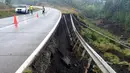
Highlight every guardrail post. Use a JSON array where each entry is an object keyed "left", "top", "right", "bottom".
[
  {"left": 85, "top": 57, "right": 92, "bottom": 73},
  {"left": 72, "top": 40, "right": 79, "bottom": 50},
  {"left": 80, "top": 49, "right": 86, "bottom": 60},
  {"left": 76, "top": 44, "right": 81, "bottom": 54}
]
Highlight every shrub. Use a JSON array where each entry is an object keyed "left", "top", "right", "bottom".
[
  {"left": 93, "top": 41, "right": 121, "bottom": 53},
  {"left": 96, "top": 37, "right": 109, "bottom": 44},
  {"left": 122, "top": 48, "right": 130, "bottom": 57},
  {"left": 104, "top": 52, "right": 120, "bottom": 64},
  {"left": 118, "top": 61, "right": 129, "bottom": 65},
  {"left": 93, "top": 41, "right": 108, "bottom": 52}
]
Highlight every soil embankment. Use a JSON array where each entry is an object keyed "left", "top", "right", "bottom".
[
  {"left": 31, "top": 14, "right": 88, "bottom": 73},
  {"left": 96, "top": 19, "right": 129, "bottom": 38},
  {"left": 46, "top": 14, "right": 87, "bottom": 73}
]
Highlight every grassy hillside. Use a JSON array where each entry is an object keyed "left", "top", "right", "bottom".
[{"left": 77, "top": 15, "right": 130, "bottom": 73}]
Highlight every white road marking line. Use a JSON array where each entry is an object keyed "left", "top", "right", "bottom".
[{"left": 15, "top": 10, "right": 61, "bottom": 73}]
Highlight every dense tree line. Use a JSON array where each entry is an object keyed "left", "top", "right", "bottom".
[
  {"left": 102, "top": 0, "right": 130, "bottom": 31},
  {"left": 67, "top": 0, "right": 130, "bottom": 32}
]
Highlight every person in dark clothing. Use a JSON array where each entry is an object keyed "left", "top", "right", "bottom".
[{"left": 42, "top": 6, "right": 45, "bottom": 14}]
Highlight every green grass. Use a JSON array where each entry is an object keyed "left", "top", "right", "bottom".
[
  {"left": 23, "top": 67, "right": 32, "bottom": 73},
  {"left": 78, "top": 14, "right": 130, "bottom": 71},
  {"left": 122, "top": 48, "right": 130, "bottom": 57},
  {"left": 0, "top": 10, "right": 16, "bottom": 18},
  {"left": 104, "top": 53, "right": 120, "bottom": 64},
  {"left": 78, "top": 15, "right": 120, "bottom": 40}
]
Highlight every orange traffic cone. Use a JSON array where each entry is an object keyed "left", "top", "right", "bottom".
[
  {"left": 14, "top": 15, "right": 18, "bottom": 28},
  {"left": 36, "top": 13, "right": 39, "bottom": 18}
]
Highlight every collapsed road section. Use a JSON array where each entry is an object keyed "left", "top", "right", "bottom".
[
  {"left": 45, "top": 14, "right": 87, "bottom": 73},
  {"left": 28, "top": 14, "right": 87, "bottom": 73},
  {"left": 25, "top": 14, "right": 116, "bottom": 73}
]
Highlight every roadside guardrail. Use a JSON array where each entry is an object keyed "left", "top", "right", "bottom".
[{"left": 70, "top": 14, "right": 116, "bottom": 73}]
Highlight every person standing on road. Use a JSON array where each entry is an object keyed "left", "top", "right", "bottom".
[
  {"left": 42, "top": 6, "right": 45, "bottom": 14},
  {"left": 29, "top": 5, "right": 33, "bottom": 14}
]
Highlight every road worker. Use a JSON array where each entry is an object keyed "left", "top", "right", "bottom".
[{"left": 29, "top": 5, "right": 33, "bottom": 14}]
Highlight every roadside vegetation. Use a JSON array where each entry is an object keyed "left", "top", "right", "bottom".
[
  {"left": 80, "top": 17, "right": 120, "bottom": 40},
  {"left": 68, "top": 0, "right": 130, "bottom": 72},
  {"left": 59, "top": 0, "right": 130, "bottom": 44},
  {"left": 0, "top": 2, "right": 16, "bottom": 18},
  {"left": 23, "top": 67, "right": 32, "bottom": 73},
  {"left": 102, "top": 0, "right": 130, "bottom": 32},
  {"left": 77, "top": 15, "right": 130, "bottom": 72},
  {"left": 0, "top": 9, "right": 16, "bottom": 18}
]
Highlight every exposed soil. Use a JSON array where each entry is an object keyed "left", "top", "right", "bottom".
[
  {"left": 96, "top": 19, "right": 130, "bottom": 38},
  {"left": 45, "top": 14, "right": 88, "bottom": 73},
  {"left": 32, "top": 14, "right": 130, "bottom": 73}
]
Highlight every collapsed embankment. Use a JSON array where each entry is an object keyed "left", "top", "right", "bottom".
[
  {"left": 24, "top": 13, "right": 130, "bottom": 73},
  {"left": 45, "top": 14, "right": 87, "bottom": 73},
  {"left": 25, "top": 14, "right": 88, "bottom": 73}
]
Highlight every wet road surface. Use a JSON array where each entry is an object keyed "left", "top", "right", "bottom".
[{"left": 0, "top": 7, "right": 61, "bottom": 73}]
